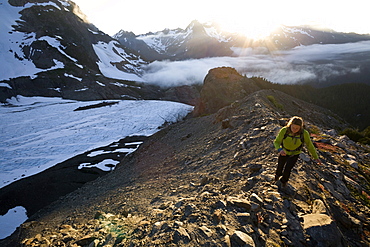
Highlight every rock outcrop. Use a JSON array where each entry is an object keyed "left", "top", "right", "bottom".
[
  {"left": 193, "top": 67, "right": 260, "bottom": 116},
  {"left": 1, "top": 68, "right": 369, "bottom": 247}
]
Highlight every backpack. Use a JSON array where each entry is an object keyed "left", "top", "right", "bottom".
[{"left": 282, "top": 129, "right": 305, "bottom": 152}]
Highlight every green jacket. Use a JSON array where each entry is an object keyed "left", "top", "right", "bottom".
[{"left": 274, "top": 127, "right": 319, "bottom": 159}]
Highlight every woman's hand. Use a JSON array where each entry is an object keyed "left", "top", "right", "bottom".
[
  {"left": 279, "top": 150, "right": 287, "bottom": 156},
  {"left": 314, "top": 159, "right": 322, "bottom": 165}
]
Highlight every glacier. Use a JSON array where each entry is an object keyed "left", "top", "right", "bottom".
[{"left": 0, "top": 96, "right": 193, "bottom": 189}]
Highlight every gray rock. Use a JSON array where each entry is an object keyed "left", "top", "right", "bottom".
[
  {"left": 250, "top": 193, "right": 263, "bottom": 205},
  {"left": 173, "top": 227, "right": 191, "bottom": 243},
  {"left": 150, "top": 221, "right": 165, "bottom": 236},
  {"left": 231, "top": 230, "right": 255, "bottom": 247},
  {"left": 174, "top": 200, "right": 184, "bottom": 208},
  {"left": 303, "top": 214, "right": 343, "bottom": 246},
  {"left": 281, "top": 236, "right": 292, "bottom": 245},
  {"left": 334, "top": 142, "right": 346, "bottom": 149},
  {"left": 247, "top": 163, "right": 263, "bottom": 172},
  {"left": 251, "top": 202, "right": 261, "bottom": 211},
  {"left": 319, "top": 139, "right": 332, "bottom": 144},
  {"left": 326, "top": 129, "right": 337, "bottom": 136},
  {"left": 349, "top": 160, "right": 359, "bottom": 169},
  {"left": 199, "top": 226, "right": 213, "bottom": 238},
  {"left": 184, "top": 204, "right": 196, "bottom": 217},
  {"left": 344, "top": 175, "right": 362, "bottom": 192},
  {"left": 311, "top": 199, "right": 328, "bottom": 214},
  {"left": 236, "top": 212, "right": 251, "bottom": 224},
  {"left": 226, "top": 197, "right": 252, "bottom": 211},
  {"left": 214, "top": 200, "right": 227, "bottom": 209}
]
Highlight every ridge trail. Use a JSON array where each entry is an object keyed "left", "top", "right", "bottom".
[{"left": 3, "top": 88, "right": 369, "bottom": 246}]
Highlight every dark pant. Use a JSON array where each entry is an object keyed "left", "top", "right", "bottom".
[{"left": 276, "top": 154, "right": 299, "bottom": 183}]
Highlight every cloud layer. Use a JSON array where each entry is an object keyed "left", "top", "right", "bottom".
[{"left": 141, "top": 41, "right": 370, "bottom": 88}]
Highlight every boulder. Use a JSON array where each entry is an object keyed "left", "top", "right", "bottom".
[
  {"left": 303, "top": 214, "right": 344, "bottom": 246},
  {"left": 226, "top": 197, "right": 252, "bottom": 211},
  {"left": 236, "top": 212, "right": 252, "bottom": 225},
  {"left": 247, "top": 163, "right": 263, "bottom": 173},
  {"left": 231, "top": 230, "right": 255, "bottom": 247},
  {"left": 250, "top": 193, "right": 263, "bottom": 205},
  {"left": 311, "top": 199, "right": 328, "bottom": 214}
]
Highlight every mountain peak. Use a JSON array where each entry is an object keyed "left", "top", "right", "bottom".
[
  {"left": 185, "top": 19, "right": 207, "bottom": 35},
  {"left": 186, "top": 19, "right": 203, "bottom": 29}
]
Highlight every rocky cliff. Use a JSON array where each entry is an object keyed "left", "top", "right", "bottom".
[{"left": 2, "top": 68, "right": 369, "bottom": 247}]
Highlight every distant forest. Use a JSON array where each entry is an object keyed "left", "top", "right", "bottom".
[{"left": 249, "top": 77, "right": 370, "bottom": 132}]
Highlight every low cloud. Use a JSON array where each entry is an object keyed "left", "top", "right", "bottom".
[
  {"left": 142, "top": 58, "right": 230, "bottom": 88},
  {"left": 282, "top": 41, "right": 370, "bottom": 62},
  {"left": 141, "top": 41, "right": 370, "bottom": 88}
]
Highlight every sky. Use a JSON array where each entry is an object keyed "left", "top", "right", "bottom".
[{"left": 72, "top": 0, "right": 370, "bottom": 37}]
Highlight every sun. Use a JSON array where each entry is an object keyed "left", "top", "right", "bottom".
[
  {"left": 206, "top": 2, "right": 285, "bottom": 40},
  {"left": 220, "top": 21, "right": 281, "bottom": 40}
]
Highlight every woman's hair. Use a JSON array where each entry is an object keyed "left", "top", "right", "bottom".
[{"left": 286, "top": 116, "right": 304, "bottom": 134}]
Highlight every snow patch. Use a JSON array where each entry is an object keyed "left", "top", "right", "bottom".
[
  {"left": 88, "top": 28, "right": 100, "bottom": 35},
  {"left": 283, "top": 26, "right": 315, "bottom": 39},
  {"left": 75, "top": 88, "right": 89, "bottom": 92},
  {"left": 96, "top": 81, "right": 105, "bottom": 86},
  {"left": 78, "top": 159, "right": 119, "bottom": 172},
  {"left": 92, "top": 41, "right": 145, "bottom": 82},
  {"left": 39, "top": 36, "right": 79, "bottom": 63},
  {"left": 49, "top": 87, "right": 61, "bottom": 92},
  {"left": 137, "top": 30, "right": 187, "bottom": 54},
  {"left": 0, "top": 83, "right": 12, "bottom": 89},
  {"left": 0, "top": 206, "right": 28, "bottom": 240},
  {"left": 25, "top": 1, "right": 62, "bottom": 11},
  {"left": 111, "top": 82, "right": 128, "bottom": 87},
  {"left": 204, "top": 26, "right": 230, "bottom": 42},
  {"left": 64, "top": 73, "right": 83, "bottom": 81}
]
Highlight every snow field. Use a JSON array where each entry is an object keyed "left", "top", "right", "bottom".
[{"left": 0, "top": 96, "right": 193, "bottom": 189}]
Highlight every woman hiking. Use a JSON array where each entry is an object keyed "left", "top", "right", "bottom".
[{"left": 273, "top": 116, "right": 322, "bottom": 187}]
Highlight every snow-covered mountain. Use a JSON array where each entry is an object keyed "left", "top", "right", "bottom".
[
  {"left": 114, "top": 20, "right": 234, "bottom": 61},
  {"left": 114, "top": 20, "right": 370, "bottom": 61},
  {"left": 268, "top": 25, "right": 370, "bottom": 49},
  {"left": 0, "top": 0, "right": 154, "bottom": 103}
]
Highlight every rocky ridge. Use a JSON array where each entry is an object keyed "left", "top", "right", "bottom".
[{"left": 2, "top": 69, "right": 370, "bottom": 246}]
